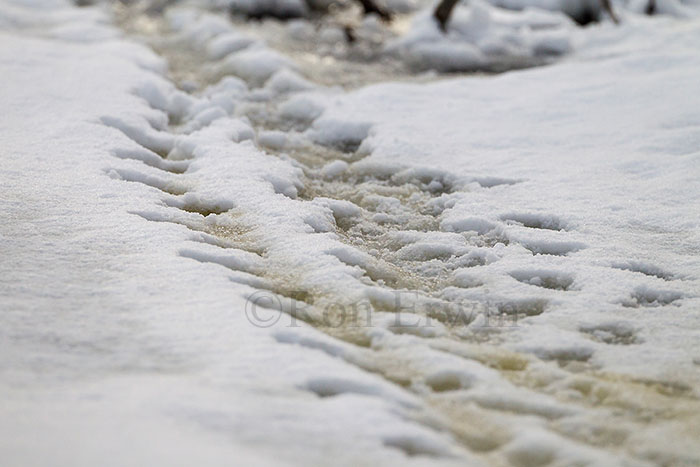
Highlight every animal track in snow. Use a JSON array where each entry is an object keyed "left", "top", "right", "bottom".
[
  {"left": 108, "top": 167, "right": 189, "bottom": 196},
  {"left": 178, "top": 247, "right": 263, "bottom": 277},
  {"left": 382, "top": 436, "right": 451, "bottom": 458},
  {"left": 611, "top": 260, "right": 677, "bottom": 281},
  {"left": 518, "top": 238, "right": 586, "bottom": 256},
  {"left": 111, "top": 147, "right": 190, "bottom": 174},
  {"left": 101, "top": 115, "right": 174, "bottom": 158},
  {"left": 163, "top": 195, "right": 234, "bottom": 216},
  {"left": 622, "top": 286, "right": 683, "bottom": 308},
  {"left": 579, "top": 322, "right": 640, "bottom": 345},
  {"left": 510, "top": 269, "right": 575, "bottom": 291},
  {"left": 304, "top": 376, "right": 386, "bottom": 399},
  {"left": 103, "top": 5, "right": 700, "bottom": 465},
  {"left": 497, "top": 298, "right": 549, "bottom": 317},
  {"left": 501, "top": 212, "right": 569, "bottom": 231},
  {"left": 425, "top": 371, "right": 472, "bottom": 392}
]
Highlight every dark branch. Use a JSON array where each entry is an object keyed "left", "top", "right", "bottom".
[
  {"left": 433, "top": 0, "right": 459, "bottom": 32},
  {"left": 599, "top": 0, "right": 620, "bottom": 24},
  {"left": 356, "top": 0, "right": 393, "bottom": 22}
]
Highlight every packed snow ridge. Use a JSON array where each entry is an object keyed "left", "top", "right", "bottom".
[{"left": 1, "top": 0, "right": 700, "bottom": 466}]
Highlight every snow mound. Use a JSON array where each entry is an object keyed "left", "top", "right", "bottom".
[
  {"left": 214, "top": 46, "right": 296, "bottom": 87},
  {"left": 264, "top": 68, "right": 315, "bottom": 94},
  {"left": 206, "top": 31, "right": 258, "bottom": 60},
  {"left": 493, "top": 0, "right": 698, "bottom": 20},
  {"left": 388, "top": 1, "right": 574, "bottom": 72}
]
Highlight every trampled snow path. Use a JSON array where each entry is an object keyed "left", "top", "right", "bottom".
[
  {"left": 97, "top": 1, "right": 700, "bottom": 465},
  {"left": 2, "top": 0, "right": 700, "bottom": 465}
]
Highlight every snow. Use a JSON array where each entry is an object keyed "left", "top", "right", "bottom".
[
  {"left": 212, "top": 46, "right": 296, "bottom": 86},
  {"left": 264, "top": 69, "right": 315, "bottom": 94},
  {"left": 2, "top": 0, "right": 700, "bottom": 465},
  {"left": 320, "top": 159, "right": 350, "bottom": 178},
  {"left": 206, "top": 31, "right": 258, "bottom": 59},
  {"left": 387, "top": 1, "right": 575, "bottom": 72},
  {"left": 387, "top": 0, "right": 700, "bottom": 72},
  {"left": 311, "top": 10, "right": 700, "bottom": 386},
  {"left": 0, "top": 1, "right": 475, "bottom": 466},
  {"left": 278, "top": 93, "right": 328, "bottom": 122}
]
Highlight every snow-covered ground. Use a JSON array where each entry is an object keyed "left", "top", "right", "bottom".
[{"left": 2, "top": 0, "right": 699, "bottom": 466}]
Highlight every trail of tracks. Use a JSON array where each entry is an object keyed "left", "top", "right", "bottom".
[{"left": 106, "top": 3, "right": 700, "bottom": 465}]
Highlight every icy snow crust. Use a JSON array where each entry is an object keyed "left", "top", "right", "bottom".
[{"left": 2, "top": 0, "right": 700, "bottom": 466}]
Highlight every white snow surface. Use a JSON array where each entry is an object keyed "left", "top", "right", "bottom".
[
  {"left": 0, "top": 2, "right": 470, "bottom": 466},
  {"left": 388, "top": 0, "right": 700, "bottom": 72},
  {"left": 2, "top": 0, "right": 700, "bottom": 466},
  {"left": 314, "top": 14, "right": 700, "bottom": 379}
]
